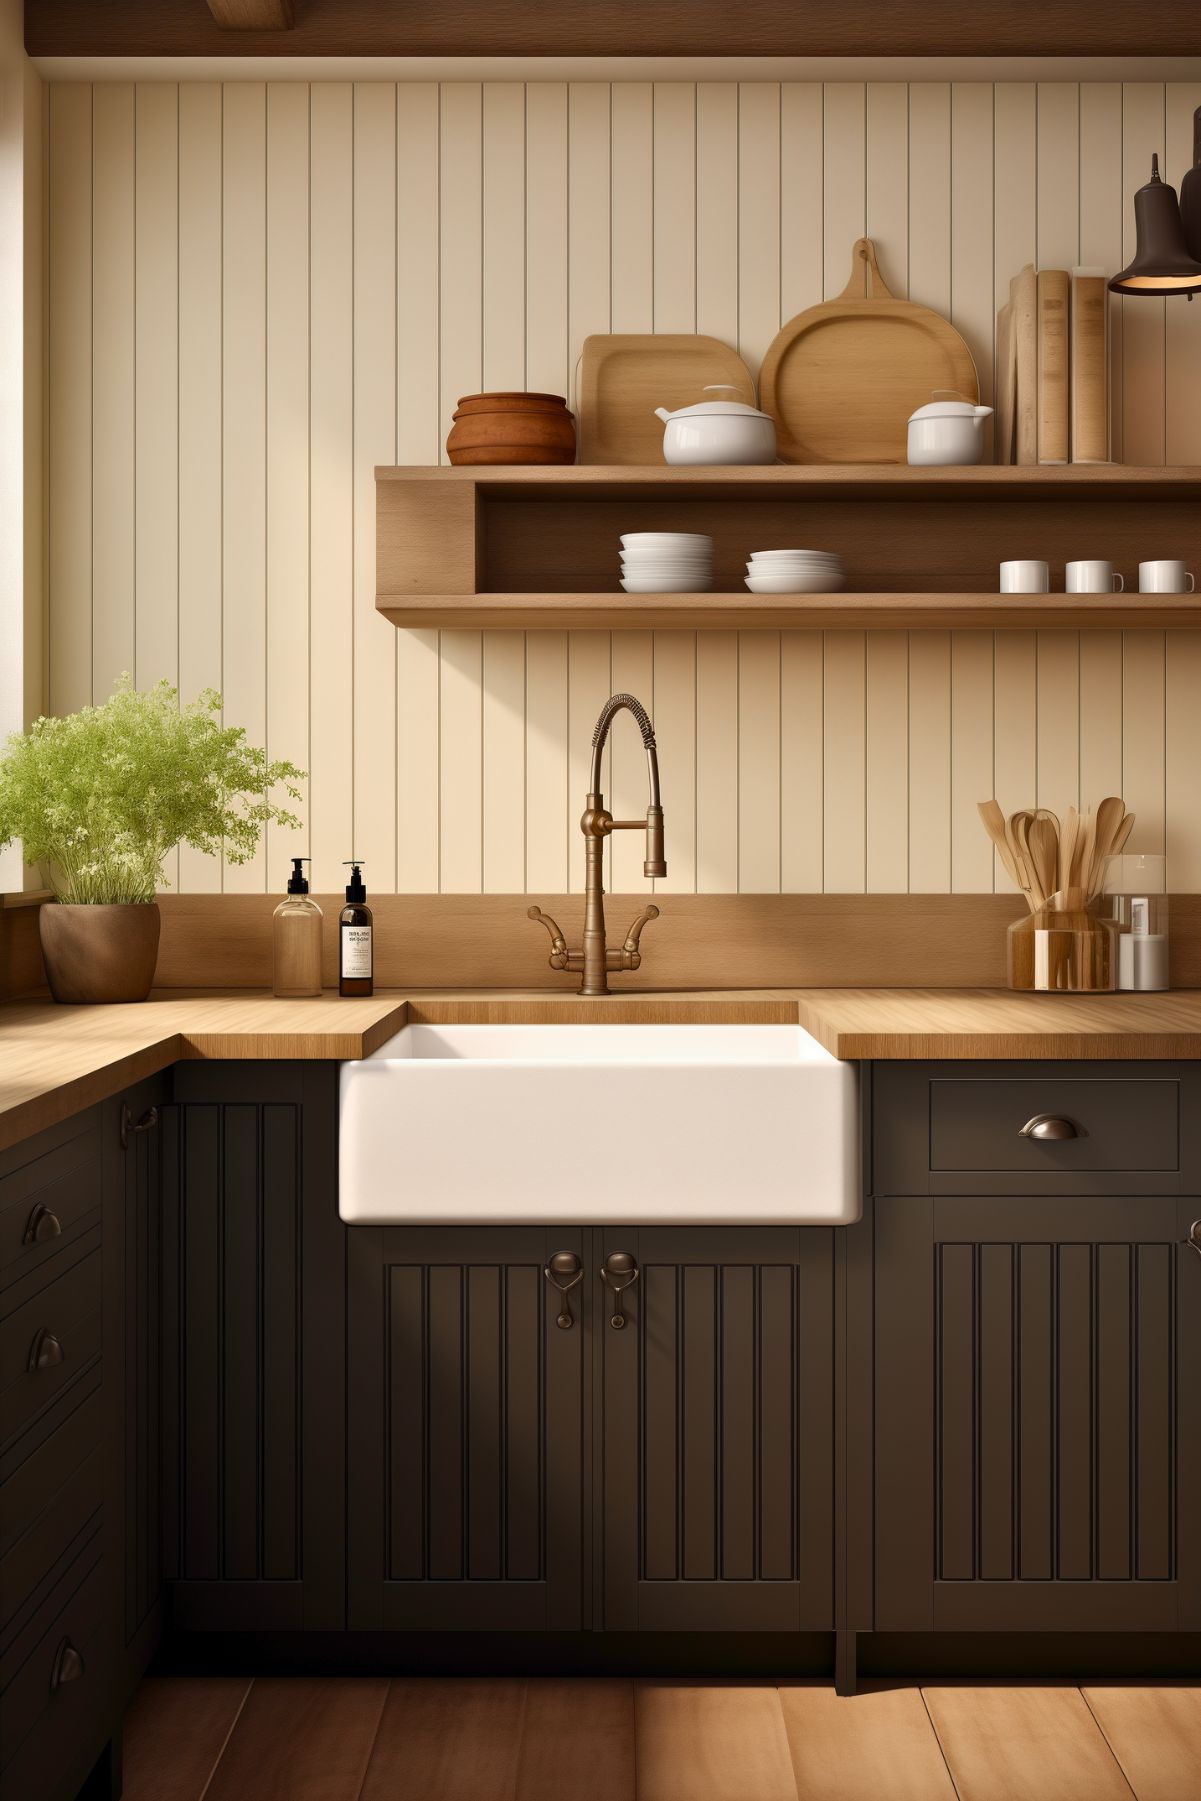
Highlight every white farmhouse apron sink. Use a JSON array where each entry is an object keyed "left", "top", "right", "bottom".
[{"left": 338, "top": 1023, "right": 859, "bottom": 1225}]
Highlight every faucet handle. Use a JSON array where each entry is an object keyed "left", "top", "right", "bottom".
[
  {"left": 620, "top": 903, "right": 660, "bottom": 969},
  {"left": 527, "top": 905, "right": 570, "bottom": 969}
]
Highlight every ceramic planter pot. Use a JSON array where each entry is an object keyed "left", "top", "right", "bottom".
[
  {"left": 446, "top": 392, "right": 576, "bottom": 465},
  {"left": 39, "top": 901, "right": 161, "bottom": 1004}
]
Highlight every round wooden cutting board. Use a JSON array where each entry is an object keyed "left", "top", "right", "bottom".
[{"left": 760, "top": 238, "right": 980, "bottom": 464}]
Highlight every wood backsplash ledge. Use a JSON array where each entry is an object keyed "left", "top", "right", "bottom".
[
  {"left": 151, "top": 892, "right": 1201, "bottom": 994},
  {"left": 6, "top": 894, "right": 1199, "bottom": 1001}
]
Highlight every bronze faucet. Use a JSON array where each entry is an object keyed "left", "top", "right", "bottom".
[{"left": 528, "top": 692, "right": 665, "bottom": 996}]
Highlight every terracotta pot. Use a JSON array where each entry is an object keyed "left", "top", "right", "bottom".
[
  {"left": 446, "top": 391, "right": 576, "bottom": 465},
  {"left": 39, "top": 902, "right": 161, "bottom": 1004}
]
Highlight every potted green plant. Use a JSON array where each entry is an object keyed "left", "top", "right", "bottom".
[{"left": 0, "top": 678, "right": 304, "bottom": 1003}]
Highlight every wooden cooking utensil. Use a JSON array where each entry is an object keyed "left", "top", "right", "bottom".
[
  {"left": 1111, "top": 812, "right": 1136, "bottom": 857},
  {"left": 758, "top": 238, "right": 979, "bottom": 464},
  {"left": 977, "top": 800, "right": 1022, "bottom": 887},
  {"left": 1088, "top": 794, "right": 1126, "bottom": 896},
  {"left": 577, "top": 334, "right": 757, "bottom": 464},
  {"left": 1029, "top": 814, "right": 1060, "bottom": 909}
]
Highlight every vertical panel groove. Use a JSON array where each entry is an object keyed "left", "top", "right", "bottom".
[{"left": 48, "top": 78, "right": 1194, "bottom": 896}]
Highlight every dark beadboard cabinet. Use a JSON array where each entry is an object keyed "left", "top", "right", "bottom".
[
  {"left": 159, "top": 1063, "right": 345, "bottom": 1631},
  {"left": 871, "top": 1063, "right": 1201, "bottom": 1639},
  {"left": 596, "top": 1226, "right": 835, "bottom": 1633},
  {"left": 346, "top": 1225, "right": 587, "bottom": 1631}
]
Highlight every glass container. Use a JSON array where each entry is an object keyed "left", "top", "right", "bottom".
[
  {"left": 1007, "top": 897, "right": 1120, "bottom": 992},
  {"left": 1103, "top": 853, "right": 1170, "bottom": 991}
]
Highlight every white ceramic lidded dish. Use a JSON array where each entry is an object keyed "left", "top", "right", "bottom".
[
  {"left": 906, "top": 395, "right": 993, "bottom": 466},
  {"left": 654, "top": 386, "right": 777, "bottom": 466}
]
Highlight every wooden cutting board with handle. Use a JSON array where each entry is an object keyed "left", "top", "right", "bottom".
[{"left": 759, "top": 238, "right": 980, "bottom": 464}]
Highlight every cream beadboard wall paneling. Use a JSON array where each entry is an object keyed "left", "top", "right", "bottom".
[{"left": 45, "top": 80, "right": 1201, "bottom": 896}]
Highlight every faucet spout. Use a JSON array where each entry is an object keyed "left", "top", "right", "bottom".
[
  {"left": 529, "top": 692, "right": 666, "bottom": 995},
  {"left": 590, "top": 692, "right": 665, "bottom": 876}
]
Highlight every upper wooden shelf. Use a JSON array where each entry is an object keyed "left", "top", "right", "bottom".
[
  {"left": 375, "top": 464, "right": 1201, "bottom": 630},
  {"left": 377, "top": 463, "right": 1201, "bottom": 494}
]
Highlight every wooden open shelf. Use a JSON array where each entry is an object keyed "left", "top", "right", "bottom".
[
  {"left": 376, "top": 592, "right": 1201, "bottom": 631},
  {"left": 376, "top": 464, "right": 1201, "bottom": 631}
]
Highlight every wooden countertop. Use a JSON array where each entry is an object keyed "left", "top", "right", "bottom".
[{"left": 3, "top": 986, "right": 1201, "bottom": 1156}]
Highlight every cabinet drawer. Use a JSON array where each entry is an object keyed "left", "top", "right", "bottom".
[
  {"left": 0, "top": 1119, "right": 100, "bottom": 1288},
  {"left": 0, "top": 1528, "right": 111, "bottom": 1776},
  {"left": 873, "top": 1062, "right": 1201, "bottom": 1195},
  {"left": 0, "top": 1238, "right": 102, "bottom": 1451}
]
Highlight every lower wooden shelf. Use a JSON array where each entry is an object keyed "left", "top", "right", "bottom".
[{"left": 376, "top": 591, "right": 1201, "bottom": 631}]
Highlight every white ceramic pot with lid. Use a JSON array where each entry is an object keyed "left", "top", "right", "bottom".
[
  {"left": 653, "top": 385, "right": 778, "bottom": 465},
  {"left": 906, "top": 393, "right": 994, "bottom": 466}
]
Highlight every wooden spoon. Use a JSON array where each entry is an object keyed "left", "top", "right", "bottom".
[
  {"left": 1111, "top": 811, "right": 1136, "bottom": 857},
  {"left": 1057, "top": 806, "right": 1079, "bottom": 903},
  {"left": 977, "top": 800, "right": 1022, "bottom": 889},
  {"left": 1028, "top": 814, "right": 1059, "bottom": 909},
  {"left": 1086, "top": 794, "right": 1125, "bottom": 900}
]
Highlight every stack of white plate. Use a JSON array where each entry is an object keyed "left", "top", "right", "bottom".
[
  {"left": 745, "top": 549, "right": 845, "bottom": 594},
  {"left": 620, "top": 532, "right": 714, "bottom": 593}
]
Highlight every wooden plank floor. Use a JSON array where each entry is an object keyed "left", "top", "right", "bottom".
[{"left": 121, "top": 1676, "right": 1201, "bottom": 1801}]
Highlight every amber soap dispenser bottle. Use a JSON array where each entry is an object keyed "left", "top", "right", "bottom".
[
  {"left": 273, "top": 857, "right": 323, "bottom": 998},
  {"left": 339, "top": 860, "right": 374, "bottom": 997}
]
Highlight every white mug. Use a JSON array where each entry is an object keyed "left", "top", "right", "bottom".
[
  {"left": 1000, "top": 559, "right": 1049, "bottom": 593},
  {"left": 1139, "top": 559, "right": 1195, "bottom": 593},
  {"left": 1066, "top": 560, "right": 1123, "bottom": 593}
]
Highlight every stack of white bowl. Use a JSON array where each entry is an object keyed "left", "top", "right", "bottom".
[
  {"left": 745, "top": 549, "right": 845, "bottom": 594},
  {"left": 620, "top": 532, "right": 714, "bottom": 593}
]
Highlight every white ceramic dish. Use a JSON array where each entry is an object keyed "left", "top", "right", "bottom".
[
  {"left": 745, "top": 571, "right": 844, "bottom": 593},
  {"left": 619, "top": 558, "right": 713, "bottom": 572},
  {"left": 621, "top": 575, "right": 713, "bottom": 593},
  {"left": 653, "top": 388, "right": 777, "bottom": 466},
  {"left": 748, "top": 557, "right": 841, "bottom": 570},
  {"left": 749, "top": 548, "right": 840, "bottom": 561},
  {"left": 906, "top": 398, "right": 994, "bottom": 466},
  {"left": 620, "top": 532, "right": 712, "bottom": 549},
  {"left": 621, "top": 551, "right": 712, "bottom": 564}
]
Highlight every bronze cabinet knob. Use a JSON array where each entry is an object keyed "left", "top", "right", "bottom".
[
  {"left": 27, "top": 1328, "right": 65, "bottom": 1372},
  {"left": 1188, "top": 1219, "right": 1201, "bottom": 1260},
  {"left": 1018, "top": 1113, "right": 1079, "bottom": 1141},
  {"left": 600, "top": 1251, "right": 639, "bottom": 1330},
  {"left": 22, "top": 1203, "right": 63, "bottom": 1245},
  {"left": 544, "top": 1251, "right": 584, "bottom": 1329},
  {"left": 50, "top": 1638, "right": 84, "bottom": 1690}
]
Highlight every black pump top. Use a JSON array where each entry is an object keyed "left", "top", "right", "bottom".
[
  {"left": 343, "top": 860, "right": 367, "bottom": 904},
  {"left": 286, "top": 857, "right": 310, "bottom": 895}
]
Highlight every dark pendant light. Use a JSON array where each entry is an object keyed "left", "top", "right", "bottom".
[
  {"left": 1109, "top": 153, "right": 1201, "bottom": 299},
  {"left": 1180, "top": 106, "right": 1201, "bottom": 262}
]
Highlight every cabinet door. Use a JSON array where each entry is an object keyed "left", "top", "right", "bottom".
[
  {"left": 347, "top": 1225, "right": 586, "bottom": 1631},
  {"left": 161, "top": 1064, "right": 344, "bottom": 1630},
  {"left": 876, "top": 1194, "right": 1201, "bottom": 1632},
  {"left": 597, "top": 1227, "right": 835, "bottom": 1632},
  {"left": 109, "top": 1072, "right": 170, "bottom": 1689}
]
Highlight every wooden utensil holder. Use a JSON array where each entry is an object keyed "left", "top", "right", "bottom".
[{"left": 1007, "top": 900, "right": 1119, "bottom": 992}]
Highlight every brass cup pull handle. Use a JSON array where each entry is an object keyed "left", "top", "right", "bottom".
[
  {"left": 28, "top": 1328, "right": 65, "bottom": 1372},
  {"left": 1188, "top": 1219, "right": 1201, "bottom": 1261},
  {"left": 1018, "top": 1113, "right": 1079, "bottom": 1141},
  {"left": 120, "top": 1103, "right": 159, "bottom": 1150},
  {"left": 544, "top": 1252, "right": 584, "bottom": 1330},
  {"left": 600, "top": 1252, "right": 639, "bottom": 1330},
  {"left": 23, "top": 1203, "right": 63, "bottom": 1245},
  {"left": 50, "top": 1638, "right": 84, "bottom": 1691}
]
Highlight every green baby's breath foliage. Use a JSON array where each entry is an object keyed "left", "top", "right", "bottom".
[{"left": 0, "top": 678, "right": 305, "bottom": 904}]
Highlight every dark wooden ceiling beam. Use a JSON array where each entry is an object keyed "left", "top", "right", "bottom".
[
  {"left": 23, "top": 0, "right": 1201, "bottom": 58},
  {"left": 205, "top": 0, "right": 294, "bottom": 28}
]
